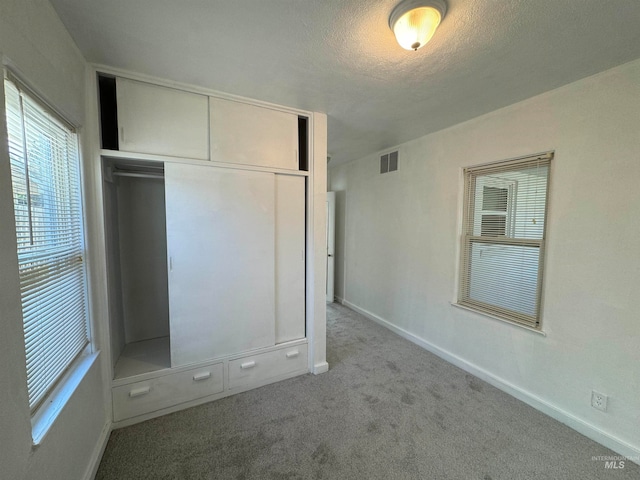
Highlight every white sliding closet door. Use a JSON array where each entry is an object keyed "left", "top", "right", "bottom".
[
  {"left": 165, "top": 163, "right": 276, "bottom": 366},
  {"left": 275, "top": 175, "right": 306, "bottom": 343}
]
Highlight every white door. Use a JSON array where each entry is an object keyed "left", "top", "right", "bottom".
[
  {"left": 165, "top": 163, "right": 276, "bottom": 367},
  {"left": 275, "top": 175, "right": 306, "bottom": 343},
  {"left": 326, "top": 192, "right": 336, "bottom": 303}
]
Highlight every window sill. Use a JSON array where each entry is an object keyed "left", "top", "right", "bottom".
[
  {"left": 31, "top": 348, "right": 100, "bottom": 446},
  {"left": 451, "top": 302, "right": 547, "bottom": 336}
]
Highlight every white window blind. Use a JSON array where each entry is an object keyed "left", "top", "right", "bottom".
[
  {"left": 4, "top": 76, "right": 89, "bottom": 411},
  {"left": 458, "top": 153, "right": 552, "bottom": 328}
]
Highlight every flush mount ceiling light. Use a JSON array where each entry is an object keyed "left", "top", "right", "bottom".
[{"left": 389, "top": 0, "right": 447, "bottom": 51}]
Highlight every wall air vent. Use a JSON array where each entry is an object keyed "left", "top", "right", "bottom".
[{"left": 380, "top": 150, "right": 399, "bottom": 174}]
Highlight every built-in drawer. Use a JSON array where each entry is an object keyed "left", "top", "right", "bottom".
[
  {"left": 228, "top": 344, "right": 308, "bottom": 389},
  {"left": 112, "top": 363, "right": 224, "bottom": 422}
]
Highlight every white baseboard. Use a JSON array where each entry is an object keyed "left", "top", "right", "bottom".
[
  {"left": 334, "top": 296, "right": 344, "bottom": 305},
  {"left": 82, "top": 419, "right": 111, "bottom": 480},
  {"left": 342, "top": 299, "right": 640, "bottom": 463},
  {"left": 313, "top": 361, "right": 329, "bottom": 374}
]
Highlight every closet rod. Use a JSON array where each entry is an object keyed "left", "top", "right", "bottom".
[{"left": 112, "top": 172, "right": 164, "bottom": 179}]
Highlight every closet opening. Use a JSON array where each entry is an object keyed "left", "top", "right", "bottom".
[
  {"left": 103, "top": 158, "right": 170, "bottom": 379},
  {"left": 298, "top": 116, "right": 308, "bottom": 171},
  {"left": 98, "top": 74, "right": 119, "bottom": 150}
]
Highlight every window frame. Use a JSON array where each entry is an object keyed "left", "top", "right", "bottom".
[
  {"left": 3, "top": 70, "right": 92, "bottom": 418},
  {"left": 457, "top": 152, "right": 553, "bottom": 330}
]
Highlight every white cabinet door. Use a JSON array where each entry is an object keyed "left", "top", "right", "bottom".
[
  {"left": 165, "top": 163, "right": 276, "bottom": 366},
  {"left": 209, "top": 97, "right": 298, "bottom": 170},
  {"left": 117, "top": 78, "right": 209, "bottom": 160},
  {"left": 275, "top": 175, "right": 306, "bottom": 343}
]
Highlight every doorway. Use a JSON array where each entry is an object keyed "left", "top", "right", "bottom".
[{"left": 326, "top": 191, "right": 335, "bottom": 302}]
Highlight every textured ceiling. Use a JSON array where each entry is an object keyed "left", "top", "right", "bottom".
[{"left": 50, "top": 0, "right": 640, "bottom": 165}]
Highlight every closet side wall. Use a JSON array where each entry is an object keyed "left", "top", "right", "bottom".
[
  {"left": 104, "top": 180, "right": 126, "bottom": 367},
  {"left": 117, "top": 176, "right": 170, "bottom": 343}
]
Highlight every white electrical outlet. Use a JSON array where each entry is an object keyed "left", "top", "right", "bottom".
[{"left": 591, "top": 390, "right": 608, "bottom": 412}]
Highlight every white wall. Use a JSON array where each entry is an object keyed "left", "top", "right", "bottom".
[
  {"left": 330, "top": 58, "right": 640, "bottom": 458},
  {"left": 0, "top": 1, "right": 109, "bottom": 479}
]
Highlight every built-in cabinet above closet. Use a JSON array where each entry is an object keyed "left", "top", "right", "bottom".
[
  {"left": 99, "top": 74, "right": 308, "bottom": 171},
  {"left": 115, "top": 77, "right": 209, "bottom": 159},
  {"left": 97, "top": 72, "right": 314, "bottom": 426},
  {"left": 209, "top": 96, "right": 299, "bottom": 169}
]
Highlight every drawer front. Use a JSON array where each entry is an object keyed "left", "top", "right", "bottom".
[
  {"left": 113, "top": 363, "right": 224, "bottom": 422},
  {"left": 228, "top": 344, "right": 308, "bottom": 389}
]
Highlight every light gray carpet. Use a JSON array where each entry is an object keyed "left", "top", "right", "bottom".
[{"left": 96, "top": 303, "right": 638, "bottom": 479}]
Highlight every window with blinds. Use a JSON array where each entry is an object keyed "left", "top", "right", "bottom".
[
  {"left": 458, "top": 153, "right": 552, "bottom": 329},
  {"left": 4, "top": 76, "right": 89, "bottom": 411}
]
